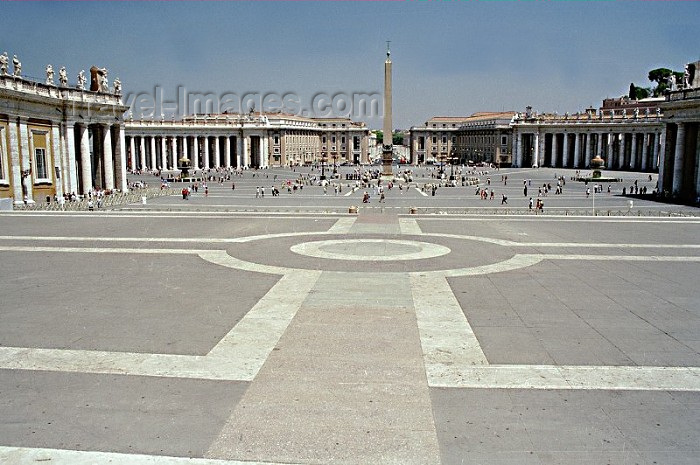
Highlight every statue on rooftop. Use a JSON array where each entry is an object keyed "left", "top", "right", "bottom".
[
  {"left": 667, "top": 74, "right": 677, "bottom": 92},
  {"left": 89, "top": 66, "right": 108, "bottom": 92},
  {"left": 113, "top": 77, "right": 121, "bottom": 95},
  {"left": 12, "top": 55, "right": 21, "bottom": 76},
  {"left": 58, "top": 66, "right": 68, "bottom": 87},
  {"left": 0, "top": 52, "right": 8, "bottom": 75},
  {"left": 77, "top": 70, "right": 86, "bottom": 90},
  {"left": 46, "top": 64, "right": 55, "bottom": 85}
]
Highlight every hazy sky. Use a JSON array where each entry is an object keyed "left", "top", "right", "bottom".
[{"left": 2, "top": 1, "right": 698, "bottom": 129}]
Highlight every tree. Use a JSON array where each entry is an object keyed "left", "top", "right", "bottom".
[
  {"left": 393, "top": 132, "right": 404, "bottom": 145},
  {"left": 635, "top": 87, "right": 651, "bottom": 99},
  {"left": 628, "top": 83, "right": 636, "bottom": 99},
  {"left": 648, "top": 67, "right": 685, "bottom": 96},
  {"left": 648, "top": 67, "right": 673, "bottom": 85}
]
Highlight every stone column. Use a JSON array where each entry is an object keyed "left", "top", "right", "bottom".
[
  {"left": 51, "top": 125, "right": 64, "bottom": 198},
  {"left": 585, "top": 133, "right": 593, "bottom": 167},
  {"left": 102, "top": 124, "right": 114, "bottom": 190},
  {"left": 630, "top": 133, "right": 638, "bottom": 170},
  {"left": 139, "top": 137, "right": 146, "bottom": 171},
  {"left": 653, "top": 132, "right": 662, "bottom": 170},
  {"left": 160, "top": 137, "right": 167, "bottom": 171},
  {"left": 236, "top": 136, "right": 243, "bottom": 168},
  {"left": 607, "top": 132, "right": 615, "bottom": 169},
  {"left": 551, "top": 133, "right": 558, "bottom": 167},
  {"left": 129, "top": 136, "right": 136, "bottom": 172},
  {"left": 672, "top": 123, "right": 686, "bottom": 195},
  {"left": 204, "top": 136, "right": 210, "bottom": 170},
  {"left": 171, "top": 136, "right": 177, "bottom": 170},
  {"left": 182, "top": 136, "right": 188, "bottom": 169},
  {"left": 150, "top": 136, "right": 157, "bottom": 171},
  {"left": 18, "top": 120, "right": 33, "bottom": 202},
  {"left": 79, "top": 124, "right": 93, "bottom": 194},
  {"left": 64, "top": 121, "right": 79, "bottom": 195},
  {"left": 562, "top": 133, "right": 570, "bottom": 168},
  {"left": 193, "top": 137, "right": 199, "bottom": 170},
  {"left": 514, "top": 131, "right": 522, "bottom": 167},
  {"left": 618, "top": 133, "right": 626, "bottom": 169},
  {"left": 642, "top": 132, "right": 651, "bottom": 171},
  {"left": 225, "top": 136, "right": 231, "bottom": 167},
  {"left": 9, "top": 118, "right": 23, "bottom": 203},
  {"left": 596, "top": 132, "right": 603, "bottom": 159},
  {"left": 573, "top": 133, "right": 581, "bottom": 168},
  {"left": 114, "top": 124, "right": 127, "bottom": 192},
  {"left": 214, "top": 136, "right": 221, "bottom": 168},
  {"left": 261, "top": 135, "right": 268, "bottom": 168},
  {"left": 243, "top": 136, "right": 250, "bottom": 167},
  {"left": 533, "top": 132, "right": 540, "bottom": 167}
]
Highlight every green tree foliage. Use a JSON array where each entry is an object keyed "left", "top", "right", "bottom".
[
  {"left": 373, "top": 130, "right": 404, "bottom": 145},
  {"left": 647, "top": 67, "right": 685, "bottom": 96},
  {"left": 648, "top": 68, "right": 673, "bottom": 85},
  {"left": 635, "top": 87, "right": 651, "bottom": 99},
  {"left": 629, "top": 83, "right": 651, "bottom": 100}
]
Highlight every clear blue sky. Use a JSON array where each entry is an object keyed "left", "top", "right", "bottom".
[{"left": 2, "top": 1, "right": 698, "bottom": 129}]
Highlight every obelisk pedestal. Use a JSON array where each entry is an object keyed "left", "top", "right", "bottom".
[{"left": 381, "top": 45, "right": 394, "bottom": 180}]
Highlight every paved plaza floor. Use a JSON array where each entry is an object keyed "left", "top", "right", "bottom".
[{"left": 0, "top": 167, "right": 699, "bottom": 464}]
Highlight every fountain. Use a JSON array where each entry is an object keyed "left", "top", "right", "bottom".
[{"left": 575, "top": 155, "right": 622, "bottom": 183}]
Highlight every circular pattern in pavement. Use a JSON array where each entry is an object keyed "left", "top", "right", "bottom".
[{"left": 290, "top": 239, "right": 451, "bottom": 262}]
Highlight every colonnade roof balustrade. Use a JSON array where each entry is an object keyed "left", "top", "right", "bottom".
[
  {"left": 512, "top": 110, "right": 663, "bottom": 127},
  {"left": 0, "top": 75, "right": 123, "bottom": 108}
]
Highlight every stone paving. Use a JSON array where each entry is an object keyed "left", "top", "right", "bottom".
[{"left": 0, "top": 167, "right": 699, "bottom": 464}]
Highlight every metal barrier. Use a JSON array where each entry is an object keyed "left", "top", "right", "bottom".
[{"left": 13, "top": 188, "right": 178, "bottom": 212}]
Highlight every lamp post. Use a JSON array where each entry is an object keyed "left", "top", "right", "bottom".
[
  {"left": 320, "top": 152, "right": 327, "bottom": 180},
  {"left": 332, "top": 152, "right": 338, "bottom": 177},
  {"left": 449, "top": 148, "right": 456, "bottom": 181}
]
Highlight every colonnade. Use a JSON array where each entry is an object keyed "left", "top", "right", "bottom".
[
  {"left": 124, "top": 134, "right": 270, "bottom": 172},
  {"left": 5, "top": 119, "right": 126, "bottom": 202},
  {"left": 659, "top": 121, "right": 700, "bottom": 199},
  {"left": 512, "top": 128, "right": 663, "bottom": 172}
]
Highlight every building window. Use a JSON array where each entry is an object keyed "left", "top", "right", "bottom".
[
  {"left": 501, "top": 135, "right": 507, "bottom": 146},
  {"left": 274, "top": 135, "right": 279, "bottom": 145},
  {"left": 341, "top": 136, "right": 345, "bottom": 144},
  {"left": 322, "top": 136, "right": 326, "bottom": 144},
  {"left": 442, "top": 136, "right": 447, "bottom": 144},
  {"left": 432, "top": 136, "right": 437, "bottom": 144},
  {"left": 332, "top": 136, "right": 336, "bottom": 143},
  {"left": 418, "top": 136, "right": 425, "bottom": 150},
  {"left": 35, "top": 148, "right": 48, "bottom": 180}
]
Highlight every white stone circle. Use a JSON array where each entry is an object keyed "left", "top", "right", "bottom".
[{"left": 290, "top": 239, "right": 451, "bottom": 262}]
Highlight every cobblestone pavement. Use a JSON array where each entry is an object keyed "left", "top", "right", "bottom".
[{"left": 0, "top": 167, "right": 698, "bottom": 464}]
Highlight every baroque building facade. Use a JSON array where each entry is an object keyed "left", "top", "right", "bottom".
[
  {"left": 408, "top": 116, "right": 465, "bottom": 165},
  {"left": 123, "top": 113, "right": 370, "bottom": 171},
  {"left": 0, "top": 56, "right": 128, "bottom": 204}
]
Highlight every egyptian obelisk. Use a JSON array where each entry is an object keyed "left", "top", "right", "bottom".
[{"left": 382, "top": 42, "right": 393, "bottom": 179}]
